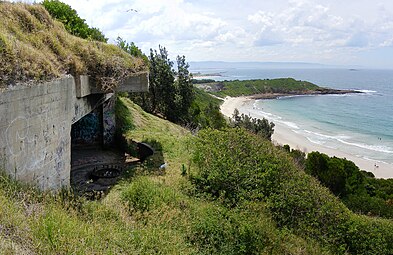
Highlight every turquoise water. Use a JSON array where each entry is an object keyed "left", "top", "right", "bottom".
[{"left": 191, "top": 67, "right": 393, "bottom": 165}]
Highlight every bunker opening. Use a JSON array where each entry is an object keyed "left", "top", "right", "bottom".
[{"left": 70, "top": 97, "right": 154, "bottom": 196}]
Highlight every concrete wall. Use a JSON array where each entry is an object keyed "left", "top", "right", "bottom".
[{"left": 0, "top": 73, "right": 148, "bottom": 190}]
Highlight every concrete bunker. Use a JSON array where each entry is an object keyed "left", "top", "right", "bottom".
[
  {"left": 0, "top": 73, "right": 150, "bottom": 190},
  {"left": 0, "top": 2, "right": 151, "bottom": 190}
]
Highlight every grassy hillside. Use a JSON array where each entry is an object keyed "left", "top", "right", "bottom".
[
  {"left": 194, "top": 78, "right": 358, "bottom": 98},
  {"left": 210, "top": 78, "right": 320, "bottom": 97},
  {"left": 194, "top": 87, "right": 223, "bottom": 109},
  {"left": 0, "top": 96, "right": 333, "bottom": 254},
  {"left": 1, "top": 96, "right": 392, "bottom": 254},
  {"left": 0, "top": 2, "right": 147, "bottom": 89}
]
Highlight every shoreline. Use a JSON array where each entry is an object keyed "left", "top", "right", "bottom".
[{"left": 220, "top": 96, "right": 393, "bottom": 179}]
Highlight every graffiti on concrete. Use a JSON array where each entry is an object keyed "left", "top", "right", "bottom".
[
  {"left": 4, "top": 105, "right": 68, "bottom": 186},
  {"left": 103, "top": 98, "right": 116, "bottom": 146},
  {"left": 71, "top": 110, "right": 102, "bottom": 145}
]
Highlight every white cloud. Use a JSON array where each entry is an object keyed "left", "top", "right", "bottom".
[{"left": 13, "top": 0, "right": 393, "bottom": 67}]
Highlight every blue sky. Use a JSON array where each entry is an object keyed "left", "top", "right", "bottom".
[{"left": 23, "top": 0, "right": 393, "bottom": 68}]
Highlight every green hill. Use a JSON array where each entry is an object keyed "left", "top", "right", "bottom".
[
  {"left": 194, "top": 78, "right": 357, "bottom": 98},
  {"left": 1, "top": 96, "right": 393, "bottom": 254}
]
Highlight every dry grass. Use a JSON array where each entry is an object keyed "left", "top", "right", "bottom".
[{"left": 0, "top": 2, "right": 147, "bottom": 90}]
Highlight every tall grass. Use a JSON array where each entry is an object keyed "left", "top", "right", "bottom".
[{"left": 0, "top": 2, "right": 147, "bottom": 89}]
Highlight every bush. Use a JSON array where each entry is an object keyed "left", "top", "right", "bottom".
[
  {"left": 268, "top": 170, "right": 350, "bottom": 253},
  {"left": 42, "top": 0, "right": 107, "bottom": 42},
  {"left": 189, "top": 204, "right": 269, "bottom": 255},
  {"left": 346, "top": 215, "right": 393, "bottom": 255},
  {"left": 191, "top": 128, "right": 393, "bottom": 254},
  {"left": 305, "top": 151, "right": 393, "bottom": 219},
  {"left": 191, "top": 128, "right": 285, "bottom": 206},
  {"left": 121, "top": 177, "right": 179, "bottom": 213},
  {"left": 344, "top": 194, "right": 393, "bottom": 218},
  {"left": 231, "top": 109, "right": 275, "bottom": 140},
  {"left": 305, "top": 151, "right": 365, "bottom": 197}
]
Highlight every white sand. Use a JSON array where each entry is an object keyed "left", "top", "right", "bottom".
[{"left": 220, "top": 96, "right": 393, "bottom": 179}]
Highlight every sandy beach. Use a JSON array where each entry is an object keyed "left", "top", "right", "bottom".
[{"left": 220, "top": 96, "right": 393, "bottom": 179}]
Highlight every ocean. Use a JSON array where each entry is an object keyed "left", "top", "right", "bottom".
[{"left": 190, "top": 65, "right": 393, "bottom": 166}]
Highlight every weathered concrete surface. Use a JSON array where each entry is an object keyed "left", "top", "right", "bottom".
[
  {"left": 116, "top": 73, "right": 149, "bottom": 93},
  {"left": 0, "top": 73, "right": 148, "bottom": 190},
  {"left": 75, "top": 73, "right": 149, "bottom": 98}
]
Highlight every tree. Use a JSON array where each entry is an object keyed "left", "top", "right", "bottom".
[
  {"left": 232, "top": 108, "right": 241, "bottom": 124},
  {"left": 174, "top": 55, "right": 194, "bottom": 122},
  {"left": 203, "top": 102, "right": 227, "bottom": 129},
  {"left": 42, "top": 0, "right": 107, "bottom": 42},
  {"left": 230, "top": 109, "right": 275, "bottom": 140},
  {"left": 148, "top": 46, "right": 176, "bottom": 118},
  {"left": 116, "top": 43, "right": 205, "bottom": 127},
  {"left": 116, "top": 37, "right": 148, "bottom": 63},
  {"left": 305, "top": 152, "right": 365, "bottom": 198}
]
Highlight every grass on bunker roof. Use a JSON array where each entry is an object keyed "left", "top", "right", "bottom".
[{"left": 0, "top": 2, "right": 147, "bottom": 90}]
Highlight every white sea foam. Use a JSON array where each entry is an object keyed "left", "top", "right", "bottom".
[
  {"left": 303, "top": 130, "right": 351, "bottom": 140},
  {"left": 355, "top": 89, "right": 377, "bottom": 93},
  {"left": 306, "top": 137, "right": 326, "bottom": 146},
  {"left": 254, "top": 109, "right": 282, "bottom": 120},
  {"left": 336, "top": 139, "right": 393, "bottom": 154},
  {"left": 361, "top": 156, "right": 389, "bottom": 165},
  {"left": 282, "top": 121, "right": 299, "bottom": 129},
  {"left": 302, "top": 129, "right": 393, "bottom": 154}
]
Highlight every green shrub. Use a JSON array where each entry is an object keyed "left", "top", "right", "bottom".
[
  {"left": 121, "top": 177, "right": 179, "bottom": 213},
  {"left": 191, "top": 128, "right": 393, "bottom": 254},
  {"left": 191, "top": 128, "right": 285, "bottom": 206},
  {"left": 189, "top": 204, "right": 269, "bottom": 255},
  {"left": 306, "top": 151, "right": 365, "bottom": 197},
  {"left": 268, "top": 170, "right": 350, "bottom": 253},
  {"left": 282, "top": 144, "right": 306, "bottom": 168},
  {"left": 344, "top": 194, "right": 393, "bottom": 218},
  {"left": 42, "top": 0, "right": 107, "bottom": 42},
  {"left": 231, "top": 108, "right": 275, "bottom": 140},
  {"left": 305, "top": 151, "right": 393, "bottom": 219},
  {"left": 346, "top": 214, "right": 393, "bottom": 255}
]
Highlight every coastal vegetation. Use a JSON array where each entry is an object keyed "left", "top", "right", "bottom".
[
  {"left": 0, "top": 98, "right": 329, "bottom": 254},
  {"left": 305, "top": 151, "right": 393, "bottom": 219},
  {"left": 194, "top": 78, "right": 357, "bottom": 98},
  {"left": 2, "top": 1, "right": 393, "bottom": 254},
  {"left": 191, "top": 128, "right": 393, "bottom": 254},
  {"left": 188, "top": 88, "right": 227, "bottom": 129},
  {"left": 119, "top": 42, "right": 195, "bottom": 124},
  {"left": 117, "top": 38, "right": 226, "bottom": 130},
  {"left": 230, "top": 108, "right": 275, "bottom": 141},
  {"left": 42, "top": 0, "right": 107, "bottom": 42},
  {"left": 2, "top": 101, "right": 393, "bottom": 254}
]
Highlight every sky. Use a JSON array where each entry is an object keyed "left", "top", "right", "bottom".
[{"left": 21, "top": 0, "right": 393, "bottom": 68}]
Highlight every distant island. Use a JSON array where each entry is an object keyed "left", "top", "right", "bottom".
[
  {"left": 192, "top": 72, "right": 223, "bottom": 78},
  {"left": 193, "top": 77, "right": 361, "bottom": 98}
]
